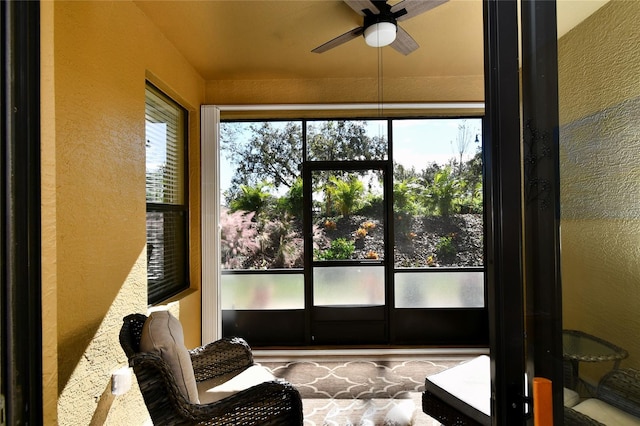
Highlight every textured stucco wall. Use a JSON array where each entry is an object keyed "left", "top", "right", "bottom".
[
  {"left": 41, "top": 3, "right": 58, "bottom": 423},
  {"left": 558, "top": 0, "right": 640, "bottom": 382},
  {"left": 41, "top": 1, "right": 205, "bottom": 424}
]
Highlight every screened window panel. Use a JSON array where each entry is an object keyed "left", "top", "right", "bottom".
[
  {"left": 311, "top": 169, "right": 385, "bottom": 261},
  {"left": 218, "top": 121, "right": 304, "bottom": 272},
  {"left": 145, "top": 83, "right": 189, "bottom": 305},
  {"left": 306, "top": 120, "right": 388, "bottom": 161}
]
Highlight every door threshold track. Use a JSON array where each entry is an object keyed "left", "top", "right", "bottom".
[{"left": 253, "top": 346, "right": 489, "bottom": 362}]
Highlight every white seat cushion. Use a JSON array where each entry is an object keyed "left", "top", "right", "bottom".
[
  {"left": 564, "top": 387, "right": 580, "bottom": 408},
  {"left": 573, "top": 398, "right": 640, "bottom": 425},
  {"left": 139, "top": 311, "right": 199, "bottom": 404},
  {"left": 425, "top": 355, "right": 491, "bottom": 421},
  {"left": 197, "top": 365, "right": 276, "bottom": 404}
]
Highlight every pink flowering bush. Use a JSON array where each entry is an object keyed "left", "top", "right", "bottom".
[{"left": 220, "top": 207, "right": 259, "bottom": 269}]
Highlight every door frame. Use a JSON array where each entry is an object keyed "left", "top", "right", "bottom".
[
  {"left": 521, "top": 0, "right": 564, "bottom": 423},
  {"left": 483, "top": 0, "right": 528, "bottom": 423},
  {"left": 483, "top": 0, "right": 564, "bottom": 423},
  {"left": 303, "top": 159, "right": 391, "bottom": 345},
  {"left": 2, "top": 0, "right": 43, "bottom": 423}
]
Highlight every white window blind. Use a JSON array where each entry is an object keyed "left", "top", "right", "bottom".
[{"left": 145, "top": 83, "right": 189, "bottom": 304}]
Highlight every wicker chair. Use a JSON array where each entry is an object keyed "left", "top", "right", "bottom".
[
  {"left": 563, "top": 406, "right": 606, "bottom": 426},
  {"left": 422, "top": 389, "right": 606, "bottom": 425},
  {"left": 595, "top": 368, "right": 640, "bottom": 418},
  {"left": 120, "top": 313, "right": 303, "bottom": 425},
  {"left": 565, "top": 368, "right": 640, "bottom": 425}
]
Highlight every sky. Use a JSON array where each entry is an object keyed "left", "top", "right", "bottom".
[
  {"left": 219, "top": 118, "right": 482, "bottom": 194},
  {"left": 146, "top": 122, "right": 167, "bottom": 170},
  {"left": 392, "top": 118, "right": 482, "bottom": 171}
]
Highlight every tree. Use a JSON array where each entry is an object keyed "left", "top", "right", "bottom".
[
  {"left": 458, "top": 151, "right": 483, "bottom": 213},
  {"left": 276, "top": 177, "right": 304, "bottom": 217},
  {"left": 221, "top": 120, "right": 387, "bottom": 202},
  {"left": 419, "top": 162, "right": 442, "bottom": 186},
  {"left": 307, "top": 120, "right": 387, "bottom": 161},
  {"left": 462, "top": 151, "right": 482, "bottom": 187},
  {"left": 229, "top": 182, "right": 273, "bottom": 215},
  {"left": 393, "top": 178, "right": 423, "bottom": 215},
  {"left": 329, "top": 175, "right": 364, "bottom": 218},
  {"left": 221, "top": 121, "right": 303, "bottom": 200},
  {"left": 427, "top": 166, "right": 464, "bottom": 217},
  {"left": 452, "top": 120, "right": 478, "bottom": 175}
]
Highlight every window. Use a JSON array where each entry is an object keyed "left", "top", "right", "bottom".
[
  {"left": 145, "top": 83, "right": 189, "bottom": 304},
  {"left": 217, "top": 116, "right": 485, "bottom": 345}
]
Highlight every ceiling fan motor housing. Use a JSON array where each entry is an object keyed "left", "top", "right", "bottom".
[
  {"left": 362, "top": 1, "right": 409, "bottom": 47},
  {"left": 362, "top": 1, "right": 405, "bottom": 28},
  {"left": 311, "top": 0, "right": 438, "bottom": 55}
]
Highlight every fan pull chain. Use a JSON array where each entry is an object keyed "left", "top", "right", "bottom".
[{"left": 378, "top": 46, "right": 384, "bottom": 118}]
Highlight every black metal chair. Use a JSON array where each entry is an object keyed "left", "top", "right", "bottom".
[{"left": 119, "top": 313, "right": 303, "bottom": 425}]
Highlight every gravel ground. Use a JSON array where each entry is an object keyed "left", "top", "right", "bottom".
[
  {"left": 238, "top": 213, "right": 484, "bottom": 269},
  {"left": 322, "top": 213, "right": 483, "bottom": 267}
]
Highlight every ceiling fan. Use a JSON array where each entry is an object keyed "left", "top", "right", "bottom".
[{"left": 312, "top": 0, "right": 449, "bottom": 55}]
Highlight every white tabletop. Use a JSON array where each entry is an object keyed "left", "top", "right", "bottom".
[{"left": 425, "top": 355, "right": 491, "bottom": 424}]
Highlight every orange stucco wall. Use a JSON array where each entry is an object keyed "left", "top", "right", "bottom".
[{"left": 41, "top": 1, "right": 205, "bottom": 424}]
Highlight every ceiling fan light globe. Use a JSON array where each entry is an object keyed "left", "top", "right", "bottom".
[{"left": 364, "top": 22, "right": 397, "bottom": 47}]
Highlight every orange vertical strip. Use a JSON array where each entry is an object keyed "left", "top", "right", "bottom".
[{"left": 533, "top": 377, "right": 553, "bottom": 426}]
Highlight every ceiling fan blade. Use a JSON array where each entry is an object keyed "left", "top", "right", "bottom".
[
  {"left": 391, "top": 0, "right": 449, "bottom": 22},
  {"left": 390, "top": 26, "right": 419, "bottom": 55},
  {"left": 343, "top": 0, "right": 380, "bottom": 16},
  {"left": 312, "top": 27, "right": 365, "bottom": 53}
]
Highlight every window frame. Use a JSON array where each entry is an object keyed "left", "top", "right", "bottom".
[
  {"left": 145, "top": 82, "right": 190, "bottom": 305},
  {"left": 215, "top": 114, "right": 486, "bottom": 345},
  {"left": 201, "top": 103, "right": 485, "bottom": 342}
]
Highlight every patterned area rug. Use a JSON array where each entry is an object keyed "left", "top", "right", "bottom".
[{"left": 258, "top": 359, "right": 466, "bottom": 426}]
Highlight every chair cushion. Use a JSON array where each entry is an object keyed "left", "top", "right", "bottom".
[
  {"left": 573, "top": 398, "right": 640, "bottom": 425},
  {"left": 564, "top": 387, "right": 580, "bottom": 408},
  {"left": 197, "top": 365, "right": 276, "bottom": 404},
  {"left": 140, "top": 311, "right": 199, "bottom": 404}
]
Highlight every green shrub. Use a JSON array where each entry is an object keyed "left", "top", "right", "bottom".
[
  {"left": 358, "top": 193, "right": 384, "bottom": 216},
  {"left": 229, "top": 182, "right": 272, "bottom": 215},
  {"left": 426, "top": 167, "right": 463, "bottom": 217},
  {"left": 457, "top": 181, "right": 483, "bottom": 214},
  {"left": 393, "top": 179, "right": 423, "bottom": 215},
  {"left": 277, "top": 177, "right": 303, "bottom": 217},
  {"left": 435, "top": 235, "right": 456, "bottom": 260},
  {"left": 314, "top": 237, "right": 355, "bottom": 261},
  {"left": 329, "top": 176, "right": 363, "bottom": 218}
]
